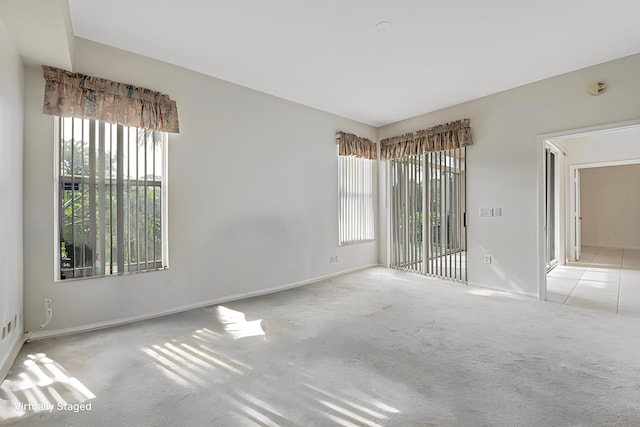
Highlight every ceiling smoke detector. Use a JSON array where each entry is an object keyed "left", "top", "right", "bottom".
[
  {"left": 376, "top": 21, "right": 391, "bottom": 32},
  {"left": 587, "top": 82, "right": 606, "bottom": 96}
]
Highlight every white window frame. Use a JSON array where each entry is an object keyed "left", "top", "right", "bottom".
[{"left": 53, "top": 117, "right": 169, "bottom": 281}]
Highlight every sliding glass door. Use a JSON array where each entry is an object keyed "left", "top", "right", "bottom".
[
  {"left": 426, "top": 149, "right": 466, "bottom": 280},
  {"left": 390, "top": 155, "right": 423, "bottom": 273},
  {"left": 390, "top": 148, "right": 466, "bottom": 281}
]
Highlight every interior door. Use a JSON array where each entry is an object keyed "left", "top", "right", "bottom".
[{"left": 545, "top": 147, "right": 558, "bottom": 270}]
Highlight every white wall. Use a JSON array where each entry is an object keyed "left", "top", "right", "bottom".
[
  {"left": 23, "top": 38, "right": 378, "bottom": 334},
  {"left": 378, "top": 53, "right": 640, "bottom": 297},
  {"left": 581, "top": 164, "right": 640, "bottom": 249},
  {"left": 0, "top": 20, "right": 24, "bottom": 378},
  {"left": 557, "top": 126, "right": 640, "bottom": 166}
]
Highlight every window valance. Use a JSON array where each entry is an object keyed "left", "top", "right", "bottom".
[
  {"left": 42, "top": 65, "right": 180, "bottom": 133},
  {"left": 336, "top": 131, "right": 377, "bottom": 160},
  {"left": 380, "top": 119, "right": 472, "bottom": 160}
]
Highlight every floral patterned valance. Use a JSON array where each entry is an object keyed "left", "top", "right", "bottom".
[
  {"left": 380, "top": 119, "right": 472, "bottom": 160},
  {"left": 42, "top": 65, "right": 180, "bottom": 133},
  {"left": 336, "top": 131, "right": 377, "bottom": 160}
]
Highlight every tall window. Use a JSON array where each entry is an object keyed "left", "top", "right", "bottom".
[
  {"left": 56, "top": 117, "right": 168, "bottom": 280},
  {"left": 338, "top": 155, "right": 375, "bottom": 245}
]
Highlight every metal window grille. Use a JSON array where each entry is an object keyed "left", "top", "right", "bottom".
[
  {"left": 338, "top": 155, "right": 375, "bottom": 245},
  {"left": 56, "top": 117, "right": 167, "bottom": 280}
]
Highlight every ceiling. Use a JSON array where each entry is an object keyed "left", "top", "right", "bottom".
[{"left": 60, "top": 1, "right": 640, "bottom": 126}]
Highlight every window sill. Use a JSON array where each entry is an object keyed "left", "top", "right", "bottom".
[
  {"left": 55, "top": 266, "right": 169, "bottom": 283},
  {"left": 339, "top": 239, "right": 376, "bottom": 247}
]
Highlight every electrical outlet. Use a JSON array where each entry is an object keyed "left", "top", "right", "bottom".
[{"left": 484, "top": 255, "right": 492, "bottom": 264}]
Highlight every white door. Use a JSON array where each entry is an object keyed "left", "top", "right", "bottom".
[{"left": 545, "top": 148, "right": 559, "bottom": 270}]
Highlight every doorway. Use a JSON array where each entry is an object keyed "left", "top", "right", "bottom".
[{"left": 537, "top": 120, "right": 640, "bottom": 312}]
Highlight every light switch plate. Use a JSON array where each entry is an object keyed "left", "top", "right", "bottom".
[{"left": 479, "top": 208, "right": 493, "bottom": 217}]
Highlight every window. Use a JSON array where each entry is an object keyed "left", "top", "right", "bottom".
[
  {"left": 338, "top": 155, "right": 375, "bottom": 245},
  {"left": 56, "top": 117, "right": 168, "bottom": 280}
]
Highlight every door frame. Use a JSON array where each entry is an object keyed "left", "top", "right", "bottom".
[
  {"left": 569, "top": 166, "right": 580, "bottom": 262},
  {"left": 544, "top": 142, "right": 562, "bottom": 271},
  {"left": 536, "top": 119, "right": 640, "bottom": 301}
]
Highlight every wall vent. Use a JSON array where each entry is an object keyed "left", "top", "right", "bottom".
[{"left": 1, "top": 314, "right": 19, "bottom": 340}]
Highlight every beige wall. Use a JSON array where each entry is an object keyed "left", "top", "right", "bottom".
[
  {"left": 23, "top": 38, "right": 378, "bottom": 334},
  {"left": 378, "top": 53, "right": 640, "bottom": 296},
  {"left": 581, "top": 164, "right": 640, "bottom": 249},
  {"left": 0, "top": 20, "right": 24, "bottom": 378}
]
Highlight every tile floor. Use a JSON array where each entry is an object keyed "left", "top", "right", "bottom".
[{"left": 547, "top": 245, "right": 640, "bottom": 316}]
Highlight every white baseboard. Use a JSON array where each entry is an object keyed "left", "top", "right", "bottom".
[
  {"left": 30, "top": 264, "right": 379, "bottom": 341},
  {"left": 0, "top": 337, "right": 25, "bottom": 383},
  {"left": 467, "top": 281, "right": 537, "bottom": 299},
  {"left": 581, "top": 244, "right": 640, "bottom": 251}
]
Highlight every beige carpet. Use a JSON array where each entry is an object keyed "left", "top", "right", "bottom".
[{"left": 2, "top": 267, "right": 640, "bottom": 426}]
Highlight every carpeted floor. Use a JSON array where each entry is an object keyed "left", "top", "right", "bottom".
[{"left": 2, "top": 267, "right": 640, "bottom": 426}]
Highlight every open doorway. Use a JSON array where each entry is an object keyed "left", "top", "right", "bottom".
[
  {"left": 538, "top": 121, "right": 640, "bottom": 315},
  {"left": 567, "top": 160, "right": 640, "bottom": 263}
]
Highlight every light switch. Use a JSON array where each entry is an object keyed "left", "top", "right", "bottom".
[
  {"left": 494, "top": 207, "right": 502, "bottom": 216},
  {"left": 479, "top": 208, "right": 493, "bottom": 217}
]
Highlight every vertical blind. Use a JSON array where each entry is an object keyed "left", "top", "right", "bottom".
[
  {"left": 389, "top": 148, "right": 466, "bottom": 281},
  {"left": 58, "top": 116, "right": 166, "bottom": 279},
  {"left": 424, "top": 148, "right": 466, "bottom": 281},
  {"left": 386, "top": 119, "right": 470, "bottom": 282},
  {"left": 338, "top": 155, "right": 375, "bottom": 245},
  {"left": 390, "top": 155, "right": 423, "bottom": 273}
]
